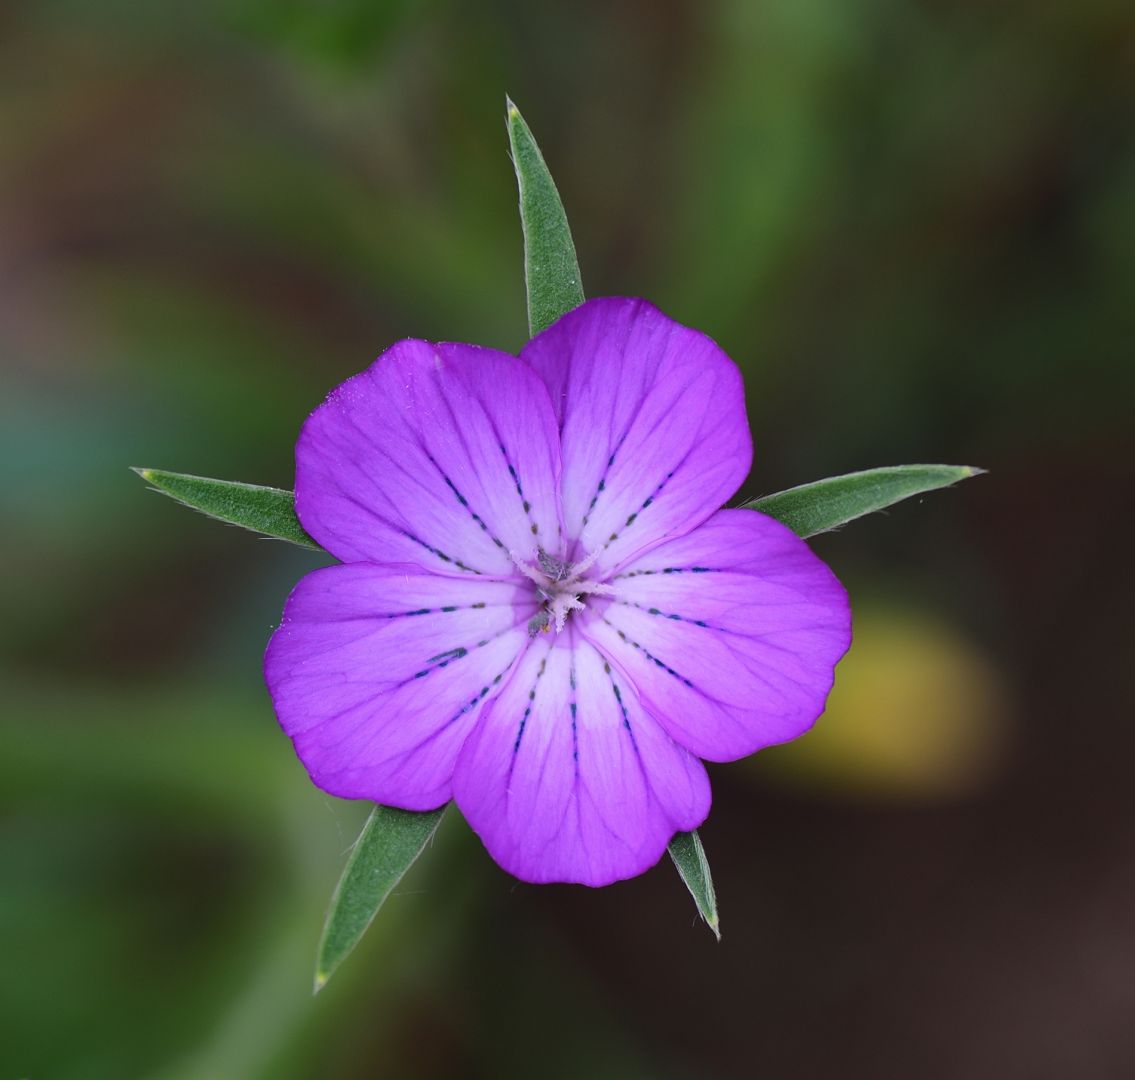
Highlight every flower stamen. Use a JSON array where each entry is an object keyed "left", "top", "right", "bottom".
[{"left": 513, "top": 548, "right": 611, "bottom": 636}]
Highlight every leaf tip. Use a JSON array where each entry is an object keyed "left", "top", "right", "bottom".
[
  {"left": 708, "top": 917, "right": 722, "bottom": 943},
  {"left": 313, "top": 970, "right": 329, "bottom": 995},
  {"left": 131, "top": 466, "right": 155, "bottom": 482},
  {"left": 962, "top": 465, "right": 988, "bottom": 478}
]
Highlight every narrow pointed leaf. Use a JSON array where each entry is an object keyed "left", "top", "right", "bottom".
[
  {"left": 668, "top": 830, "right": 720, "bottom": 940},
  {"left": 315, "top": 805, "right": 446, "bottom": 992},
  {"left": 507, "top": 97, "right": 585, "bottom": 336},
  {"left": 745, "top": 464, "right": 983, "bottom": 539},
  {"left": 133, "top": 467, "right": 321, "bottom": 550}
]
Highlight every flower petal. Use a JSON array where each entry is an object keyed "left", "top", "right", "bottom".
[
  {"left": 583, "top": 509, "right": 851, "bottom": 762},
  {"left": 453, "top": 627, "right": 710, "bottom": 886},
  {"left": 295, "top": 340, "right": 563, "bottom": 574},
  {"left": 264, "top": 564, "right": 535, "bottom": 808},
  {"left": 521, "top": 298, "right": 751, "bottom": 574}
]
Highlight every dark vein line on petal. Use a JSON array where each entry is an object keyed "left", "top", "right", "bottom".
[
  {"left": 604, "top": 661, "right": 641, "bottom": 752},
  {"left": 332, "top": 409, "right": 487, "bottom": 553},
  {"left": 579, "top": 431, "right": 628, "bottom": 529},
  {"left": 431, "top": 378, "right": 540, "bottom": 547},
  {"left": 569, "top": 663, "right": 579, "bottom": 774},
  {"left": 318, "top": 601, "right": 497, "bottom": 623},
  {"left": 420, "top": 450, "right": 507, "bottom": 552},
  {"left": 314, "top": 613, "right": 536, "bottom": 761},
  {"left": 498, "top": 442, "right": 543, "bottom": 539},
  {"left": 510, "top": 654, "right": 548, "bottom": 759},
  {"left": 599, "top": 616, "right": 695, "bottom": 689},
  {"left": 399, "top": 527, "right": 485, "bottom": 574},
  {"left": 405, "top": 619, "right": 521, "bottom": 684},
  {"left": 614, "top": 599, "right": 711, "bottom": 628},
  {"left": 396, "top": 661, "right": 517, "bottom": 761},
  {"left": 331, "top": 400, "right": 499, "bottom": 573},
  {"left": 322, "top": 656, "right": 522, "bottom": 777},
  {"left": 328, "top": 481, "right": 487, "bottom": 574},
  {"left": 604, "top": 662, "right": 673, "bottom": 829},
  {"left": 613, "top": 565, "right": 718, "bottom": 579}
]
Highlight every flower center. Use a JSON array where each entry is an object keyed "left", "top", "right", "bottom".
[{"left": 513, "top": 548, "right": 613, "bottom": 637}]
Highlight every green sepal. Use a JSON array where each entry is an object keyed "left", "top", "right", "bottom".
[
  {"left": 746, "top": 464, "right": 983, "bottom": 538},
  {"left": 314, "top": 805, "right": 446, "bottom": 993},
  {"left": 506, "top": 97, "right": 585, "bottom": 336},
  {"left": 668, "top": 830, "right": 720, "bottom": 941},
  {"left": 132, "top": 468, "right": 321, "bottom": 550}
]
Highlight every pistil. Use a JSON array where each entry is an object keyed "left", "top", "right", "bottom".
[{"left": 512, "top": 548, "right": 613, "bottom": 636}]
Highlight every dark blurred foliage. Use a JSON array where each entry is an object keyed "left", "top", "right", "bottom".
[{"left": 2, "top": 1, "right": 1133, "bottom": 1077}]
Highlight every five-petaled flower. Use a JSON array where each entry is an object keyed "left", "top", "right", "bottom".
[{"left": 265, "top": 298, "right": 851, "bottom": 886}]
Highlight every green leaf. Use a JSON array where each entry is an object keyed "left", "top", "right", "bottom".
[
  {"left": 314, "top": 805, "right": 446, "bottom": 992},
  {"left": 132, "top": 467, "right": 321, "bottom": 550},
  {"left": 507, "top": 97, "right": 585, "bottom": 336},
  {"left": 668, "top": 830, "right": 720, "bottom": 941},
  {"left": 744, "top": 464, "right": 984, "bottom": 538}
]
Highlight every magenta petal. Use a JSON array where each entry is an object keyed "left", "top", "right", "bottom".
[
  {"left": 521, "top": 298, "right": 752, "bottom": 574},
  {"left": 295, "top": 340, "right": 563, "bottom": 573},
  {"left": 453, "top": 627, "right": 710, "bottom": 886},
  {"left": 264, "top": 564, "right": 535, "bottom": 809},
  {"left": 584, "top": 509, "right": 852, "bottom": 762}
]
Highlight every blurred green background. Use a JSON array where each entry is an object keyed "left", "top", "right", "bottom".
[{"left": 3, "top": 0, "right": 1133, "bottom": 1077}]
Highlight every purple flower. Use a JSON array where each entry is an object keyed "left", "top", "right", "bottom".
[{"left": 265, "top": 298, "right": 851, "bottom": 886}]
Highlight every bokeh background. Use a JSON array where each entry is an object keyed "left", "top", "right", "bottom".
[{"left": 3, "top": 1, "right": 1133, "bottom": 1077}]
